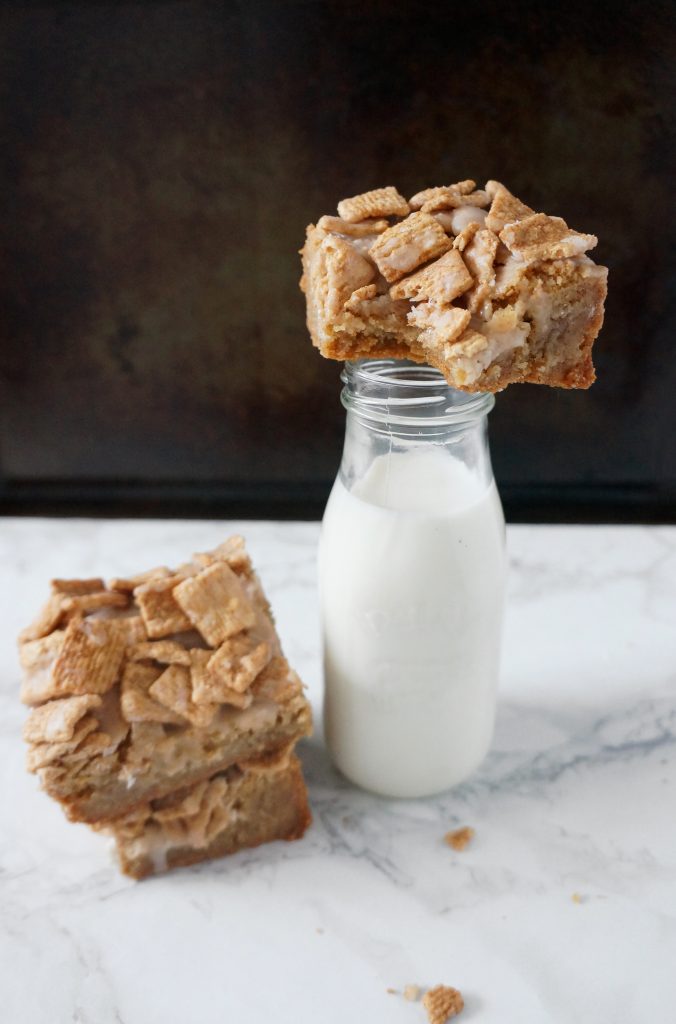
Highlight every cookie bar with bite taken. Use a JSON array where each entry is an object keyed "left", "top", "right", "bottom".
[{"left": 300, "top": 180, "right": 607, "bottom": 392}]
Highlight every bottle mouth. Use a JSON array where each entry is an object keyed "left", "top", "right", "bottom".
[{"left": 341, "top": 359, "right": 495, "bottom": 427}]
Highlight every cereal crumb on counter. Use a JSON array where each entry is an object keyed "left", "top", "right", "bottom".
[
  {"left": 571, "top": 892, "right": 585, "bottom": 904},
  {"left": 404, "top": 984, "right": 421, "bottom": 1001},
  {"left": 422, "top": 985, "right": 464, "bottom": 1022},
  {"left": 444, "top": 826, "right": 475, "bottom": 851}
]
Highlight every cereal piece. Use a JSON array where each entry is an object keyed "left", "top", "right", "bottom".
[
  {"left": 422, "top": 985, "right": 464, "bottom": 1023},
  {"left": 135, "top": 577, "right": 192, "bottom": 639},
  {"left": 445, "top": 307, "right": 530, "bottom": 387},
  {"left": 18, "top": 630, "right": 65, "bottom": 671},
  {"left": 192, "top": 535, "right": 252, "bottom": 575},
  {"left": 204, "top": 535, "right": 252, "bottom": 574},
  {"left": 317, "top": 215, "right": 390, "bottom": 237},
  {"left": 343, "top": 283, "right": 377, "bottom": 308},
  {"left": 337, "top": 186, "right": 409, "bottom": 223},
  {"left": 51, "top": 578, "right": 105, "bottom": 595},
  {"left": 463, "top": 228, "right": 499, "bottom": 282},
  {"left": 407, "top": 304, "right": 470, "bottom": 348},
  {"left": 120, "top": 662, "right": 185, "bottom": 726},
  {"left": 62, "top": 591, "right": 130, "bottom": 616},
  {"left": 493, "top": 254, "right": 529, "bottom": 297},
  {"left": 68, "top": 729, "right": 121, "bottom": 761},
  {"left": 21, "top": 592, "right": 129, "bottom": 655},
  {"left": 120, "top": 661, "right": 161, "bottom": 694},
  {"left": 149, "top": 664, "right": 218, "bottom": 728},
  {"left": 484, "top": 179, "right": 535, "bottom": 233},
  {"left": 421, "top": 189, "right": 489, "bottom": 213},
  {"left": 128, "top": 640, "right": 192, "bottom": 666},
  {"left": 104, "top": 615, "right": 147, "bottom": 645},
  {"left": 439, "top": 328, "right": 492, "bottom": 384},
  {"left": 321, "top": 234, "right": 376, "bottom": 318},
  {"left": 23, "top": 694, "right": 103, "bottom": 744},
  {"left": 483, "top": 301, "right": 529, "bottom": 343},
  {"left": 390, "top": 249, "right": 472, "bottom": 304},
  {"left": 404, "top": 984, "right": 421, "bottom": 1001},
  {"left": 417, "top": 189, "right": 465, "bottom": 212},
  {"left": 452, "top": 221, "right": 482, "bottom": 252},
  {"left": 444, "top": 826, "right": 475, "bottom": 851},
  {"left": 173, "top": 562, "right": 257, "bottom": 647},
  {"left": 18, "top": 594, "right": 69, "bottom": 643},
  {"left": 207, "top": 634, "right": 271, "bottom": 694},
  {"left": 409, "top": 180, "right": 477, "bottom": 208},
  {"left": 500, "top": 213, "right": 597, "bottom": 263},
  {"left": 48, "top": 617, "right": 127, "bottom": 699},
  {"left": 174, "top": 560, "right": 202, "bottom": 578},
  {"left": 109, "top": 566, "right": 172, "bottom": 592},
  {"left": 463, "top": 228, "right": 499, "bottom": 315},
  {"left": 26, "top": 715, "right": 101, "bottom": 771},
  {"left": 443, "top": 179, "right": 477, "bottom": 194},
  {"left": 368, "top": 213, "right": 451, "bottom": 283},
  {"left": 190, "top": 649, "right": 253, "bottom": 709},
  {"left": 19, "top": 630, "right": 67, "bottom": 705}
]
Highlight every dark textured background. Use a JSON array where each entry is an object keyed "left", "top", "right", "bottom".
[{"left": 1, "top": 0, "right": 674, "bottom": 520}]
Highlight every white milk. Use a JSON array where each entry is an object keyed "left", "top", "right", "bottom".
[{"left": 319, "top": 447, "right": 506, "bottom": 797}]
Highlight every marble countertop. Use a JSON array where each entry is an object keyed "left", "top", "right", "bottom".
[{"left": 1, "top": 518, "right": 675, "bottom": 1023}]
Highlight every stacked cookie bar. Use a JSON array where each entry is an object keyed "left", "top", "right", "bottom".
[
  {"left": 300, "top": 179, "right": 608, "bottom": 391},
  {"left": 19, "top": 536, "right": 312, "bottom": 878}
]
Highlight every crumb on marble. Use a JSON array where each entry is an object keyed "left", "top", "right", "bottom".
[
  {"left": 444, "top": 826, "right": 475, "bottom": 851},
  {"left": 422, "top": 984, "right": 464, "bottom": 1022},
  {"left": 571, "top": 892, "right": 585, "bottom": 904},
  {"left": 404, "top": 984, "right": 420, "bottom": 1001},
  {"left": 386, "top": 987, "right": 398, "bottom": 995}
]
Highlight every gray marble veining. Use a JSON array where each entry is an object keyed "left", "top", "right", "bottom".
[{"left": 1, "top": 520, "right": 675, "bottom": 1022}]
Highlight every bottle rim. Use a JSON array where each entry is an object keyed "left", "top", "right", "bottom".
[{"left": 341, "top": 359, "right": 495, "bottom": 427}]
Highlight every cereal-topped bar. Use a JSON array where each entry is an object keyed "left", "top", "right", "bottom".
[
  {"left": 300, "top": 180, "right": 608, "bottom": 391},
  {"left": 103, "top": 749, "right": 309, "bottom": 879},
  {"left": 18, "top": 536, "right": 312, "bottom": 877}
]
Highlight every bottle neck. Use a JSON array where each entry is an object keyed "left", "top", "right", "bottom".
[{"left": 339, "top": 359, "right": 496, "bottom": 492}]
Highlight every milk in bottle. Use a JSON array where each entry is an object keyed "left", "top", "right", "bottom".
[{"left": 319, "top": 361, "right": 506, "bottom": 797}]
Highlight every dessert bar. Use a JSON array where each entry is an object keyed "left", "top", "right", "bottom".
[
  {"left": 19, "top": 537, "right": 312, "bottom": 828},
  {"left": 300, "top": 180, "right": 607, "bottom": 391}
]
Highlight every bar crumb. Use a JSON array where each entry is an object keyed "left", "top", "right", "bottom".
[
  {"left": 444, "top": 826, "right": 475, "bottom": 851},
  {"left": 422, "top": 985, "right": 464, "bottom": 1022}
]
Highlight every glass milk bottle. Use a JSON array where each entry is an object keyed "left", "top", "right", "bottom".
[{"left": 319, "top": 359, "right": 506, "bottom": 798}]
